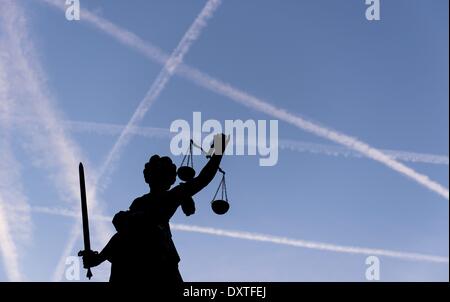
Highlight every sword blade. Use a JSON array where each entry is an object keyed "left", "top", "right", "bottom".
[
  {"left": 79, "top": 162, "right": 91, "bottom": 252},
  {"left": 79, "top": 162, "right": 93, "bottom": 279}
]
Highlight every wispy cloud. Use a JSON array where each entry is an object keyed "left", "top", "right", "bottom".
[
  {"left": 40, "top": 0, "right": 449, "bottom": 200},
  {"left": 0, "top": 0, "right": 113, "bottom": 281},
  {"left": 16, "top": 205, "right": 449, "bottom": 264}
]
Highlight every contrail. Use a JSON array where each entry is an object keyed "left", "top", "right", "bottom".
[
  {"left": 0, "top": 146, "right": 31, "bottom": 281},
  {"left": 95, "top": 0, "right": 222, "bottom": 190},
  {"left": 0, "top": 9, "right": 32, "bottom": 282},
  {"left": 48, "top": 0, "right": 222, "bottom": 281},
  {"left": 278, "top": 139, "right": 449, "bottom": 166},
  {"left": 48, "top": 119, "right": 448, "bottom": 166},
  {"left": 0, "top": 201, "right": 21, "bottom": 281},
  {"left": 0, "top": 51, "right": 33, "bottom": 245},
  {"left": 0, "top": 1, "right": 113, "bottom": 282},
  {"left": 15, "top": 205, "right": 449, "bottom": 265},
  {"left": 39, "top": 0, "right": 449, "bottom": 200},
  {"left": 171, "top": 224, "right": 449, "bottom": 264},
  {"left": 0, "top": 132, "right": 26, "bottom": 282},
  {"left": 0, "top": 70, "right": 22, "bottom": 283}
]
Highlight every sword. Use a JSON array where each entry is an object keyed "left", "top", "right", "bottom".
[{"left": 77, "top": 162, "right": 93, "bottom": 280}]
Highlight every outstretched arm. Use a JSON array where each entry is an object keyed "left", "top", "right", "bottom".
[{"left": 172, "top": 133, "right": 229, "bottom": 198}]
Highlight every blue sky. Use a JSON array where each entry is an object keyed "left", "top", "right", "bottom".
[{"left": 0, "top": 0, "right": 448, "bottom": 281}]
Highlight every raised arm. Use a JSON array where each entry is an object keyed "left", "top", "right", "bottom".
[{"left": 172, "top": 133, "right": 229, "bottom": 198}]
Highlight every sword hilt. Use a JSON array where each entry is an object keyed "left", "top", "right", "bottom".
[
  {"left": 78, "top": 249, "right": 96, "bottom": 280},
  {"left": 86, "top": 268, "right": 93, "bottom": 280}
]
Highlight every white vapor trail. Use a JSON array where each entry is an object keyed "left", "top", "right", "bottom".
[
  {"left": 40, "top": 0, "right": 449, "bottom": 200},
  {"left": 54, "top": 119, "right": 449, "bottom": 166},
  {"left": 0, "top": 126, "right": 27, "bottom": 282},
  {"left": 0, "top": 201, "right": 21, "bottom": 281},
  {"left": 279, "top": 139, "right": 449, "bottom": 166},
  {"left": 0, "top": 74, "right": 22, "bottom": 283},
  {"left": 96, "top": 0, "right": 222, "bottom": 190},
  {"left": 14, "top": 205, "right": 450, "bottom": 265},
  {"left": 0, "top": 1, "right": 113, "bottom": 282},
  {"left": 0, "top": 145, "right": 31, "bottom": 281},
  {"left": 0, "top": 8, "right": 32, "bottom": 282},
  {"left": 49, "top": 0, "right": 222, "bottom": 281},
  {"left": 171, "top": 224, "right": 449, "bottom": 264}
]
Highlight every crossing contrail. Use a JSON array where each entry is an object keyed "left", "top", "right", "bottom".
[
  {"left": 0, "top": 1, "right": 114, "bottom": 282},
  {"left": 50, "top": 119, "right": 448, "bottom": 166},
  {"left": 96, "top": 0, "right": 222, "bottom": 191},
  {"left": 39, "top": 0, "right": 449, "bottom": 200},
  {"left": 15, "top": 205, "right": 449, "bottom": 265}
]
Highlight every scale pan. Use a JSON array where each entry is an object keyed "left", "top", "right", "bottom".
[
  {"left": 211, "top": 199, "right": 229, "bottom": 215},
  {"left": 177, "top": 166, "right": 196, "bottom": 181}
]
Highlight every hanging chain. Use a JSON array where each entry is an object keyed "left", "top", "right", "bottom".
[
  {"left": 181, "top": 138, "right": 226, "bottom": 174},
  {"left": 211, "top": 174, "right": 223, "bottom": 202},
  {"left": 189, "top": 140, "right": 194, "bottom": 168},
  {"left": 180, "top": 152, "right": 188, "bottom": 167},
  {"left": 212, "top": 172, "right": 228, "bottom": 202},
  {"left": 180, "top": 139, "right": 194, "bottom": 167},
  {"left": 189, "top": 137, "right": 229, "bottom": 204},
  {"left": 222, "top": 175, "right": 228, "bottom": 201},
  {"left": 221, "top": 177, "right": 225, "bottom": 200}
]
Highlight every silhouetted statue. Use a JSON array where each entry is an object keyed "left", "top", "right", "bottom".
[{"left": 82, "top": 133, "right": 228, "bottom": 286}]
